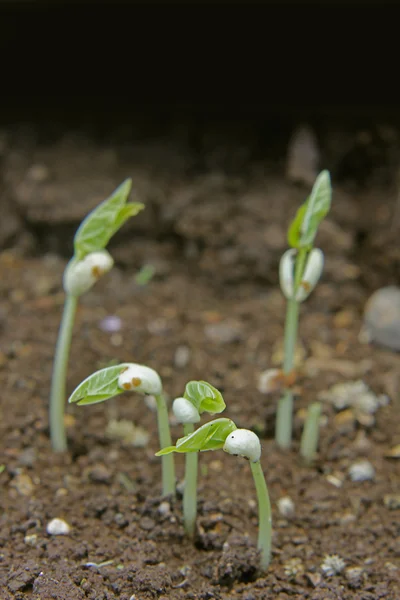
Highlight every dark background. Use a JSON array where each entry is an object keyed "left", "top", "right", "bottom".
[{"left": 0, "top": 2, "right": 397, "bottom": 128}]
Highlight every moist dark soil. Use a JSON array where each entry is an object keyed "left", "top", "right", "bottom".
[{"left": 0, "top": 122, "right": 399, "bottom": 599}]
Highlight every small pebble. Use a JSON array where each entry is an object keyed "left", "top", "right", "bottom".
[
  {"left": 139, "top": 517, "right": 155, "bottom": 531},
  {"left": 348, "top": 460, "right": 375, "bottom": 482},
  {"left": 286, "top": 124, "right": 319, "bottom": 185},
  {"left": 383, "top": 494, "right": 400, "bottom": 509},
  {"left": 99, "top": 315, "right": 122, "bottom": 333},
  {"left": 363, "top": 286, "right": 400, "bottom": 351},
  {"left": 204, "top": 320, "right": 242, "bottom": 344},
  {"left": 89, "top": 464, "right": 112, "bottom": 484},
  {"left": 11, "top": 473, "right": 34, "bottom": 496},
  {"left": 24, "top": 534, "right": 38, "bottom": 546},
  {"left": 46, "top": 518, "right": 71, "bottom": 535},
  {"left": 174, "top": 345, "right": 191, "bottom": 369},
  {"left": 257, "top": 369, "right": 281, "bottom": 394},
  {"left": 158, "top": 502, "right": 171, "bottom": 516},
  {"left": 277, "top": 496, "right": 295, "bottom": 518}
]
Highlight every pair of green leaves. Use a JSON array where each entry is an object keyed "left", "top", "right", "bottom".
[
  {"left": 74, "top": 179, "right": 144, "bottom": 260},
  {"left": 288, "top": 170, "right": 332, "bottom": 250},
  {"left": 183, "top": 380, "right": 225, "bottom": 415},
  {"left": 156, "top": 418, "right": 237, "bottom": 456}
]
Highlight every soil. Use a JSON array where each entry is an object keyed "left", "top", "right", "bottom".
[{"left": 0, "top": 121, "right": 399, "bottom": 599}]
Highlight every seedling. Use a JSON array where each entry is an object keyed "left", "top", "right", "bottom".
[
  {"left": 276, "top": 170, "right": 332, "bottom": 449},
  {"left": 68, "top": 362, "right": 175, "bottom": 497},
  {"left": 49, "top": 179, "right": 144, "bottom": 453},
  {"left": 172, "top": 381, "right": 226, "bottom": 537},
  {"left": 299, "top": 401, "right": 321, "bottom": 464},
  {"left": 157, "top": 418, "right": 272, "bottom": 571}
]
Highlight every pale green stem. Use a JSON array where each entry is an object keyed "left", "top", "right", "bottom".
[
  {"left": 275, "top": 296, "right": 299, "bottom": 449},
  {"left": 183, "top": 422, "right": 198, "bottom": 538},
  {"left": 250, "top": 460, "right": 272, "bottom": 571},
  {"left": 276, "top": 248, "right": 308, "bottom": 450},
  {"left": 155, "top": 394, "right": 176, "bottom": 497},
  {"left": 50, "top": 294, "right": 78, "bottom": 452},
  {"left": 300, "top": 401, "right": 321, "bottom": 464}
]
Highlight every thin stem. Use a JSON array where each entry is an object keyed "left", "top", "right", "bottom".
[
  {"left": 275, "top": 297, "right": 299, "bottom": 449},
  {"left": 49, "top": 294, "right": 78, "bottom": 452},
  {"left": 276, "top": 248, "right": 308, "bottom": 450},
  {"left": 155, "top": 394, "right": 176, "bottom": 497},
  {"left": 183, "top": 423, "right": 198, "bottom": 538},
  {"left": 250, "top": 460, "right": 272, "bottom": 571},
  {"left": 300, "top": 401, "right": 321, "bottom": 464}
]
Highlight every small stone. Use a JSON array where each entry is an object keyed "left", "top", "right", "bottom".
[
  {"left": 383, "top": 494, "right": 400, "bottom": 509},
  {"left": 99, "top": 315, "right": 122, "bottom": 333},
  {"left": 89, "top": 464, "right": 112, "bottom": 484},
  {"left": 46, "top": 518, "right": 71, "bottom": 535},
  {"left": 348, "top": 460, "right": 375, "bottom": 482},
  {"left": 174, "top": 345, "right": 191, "bottom": 369},
  {"left": 139, "top": 517, "right": 155, "bottom": 531},
  {"left": 321, "top": 554, "right": 345, "bottom": 576},
  {"left": 277, "top": 496, "right": 295, "bottom": 518},
  {"left": 105, "top": 419, "right": 149, "bottom": 447},
  {"left": 326, "top": 473, "right": 344, "bottom": 488},
  {"left": 204, "top": 320, "right": 243, "bottom": 344},
  {"left": 363, "top": 286, "right": 400, "bottom": 351},
  {"left": 158, "top": 502, "right": 171, "bottom": 516},
  {"left": 257, "top": 368, "right": 282, "bottom": 394},
  {"left": 334, "top": 409, "right": 356, "bottom": 434},
  {"left": 11, "top": 473, "right": 34, "bottom": 496},
  {"left": 345, "top": 566, "right": 363, "bottom": 581},
  {"left": 24, "top": 534, "right": 38, "bottom": 546},
  {"left": 385, "top": 444, "right": 400, "bottom": 458},
  {"left": 17, "top": 448, "right": 37, "bottom": 467},
  {"left": 319, "top": 380, "right": 380, "bottom": 414},
  {"left": 286, "top": 124, "right": 319, "bottom": 185},
  {"left": 305, "top": 572, "right": 322, "bottom": 587}
]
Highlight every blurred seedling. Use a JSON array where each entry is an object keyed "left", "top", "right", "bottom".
[
  {"left": 134, "top": 264, "right": 156, "bottom": 286},
  {"left": 68, "top": 362, "right": 175, "bottom": 497},
  {"left": 171, "top": 381, "right": 226, "bottom": 537},
  {"left": 274, "top": 170, "right": 332, "bottom": 452},
  {"left": 157, "top": 418, "right": 272, "bottom": 571},
  {"left": 49, "top": 179, "right": 144, "bottom": 452}
]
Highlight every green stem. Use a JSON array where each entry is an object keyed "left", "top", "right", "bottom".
[
  {"left": 49, "top": 294, "right": 78, "bottom": 452},
  {"left": 183, "top": 423, "right": 198, "bottom": 538},
  {"left": 300, "top": 401, "right": 321, "bottom": 464},
  {"left": 250, "top": 460, "right": 272, "bottom": 571},
  {"left": 275, "top": 297, "right": 299, "bottom": 449},
  {"left": 276, "top": 248, "right": 308, "bottom": 450},
  {"left": 155, "top": 394, "right": 176, "bottom": 497}
]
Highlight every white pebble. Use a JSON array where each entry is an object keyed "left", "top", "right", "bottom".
[
  {"left": 174, "top": 345, "right": 191, "bottom": 369},
  {"left": 46, "top": 518, "right": 71, "bottom": 535},
  {"left": 348, "top": 460, "right": 375, "bottom": 482},
  {"left": 158, "top": 501, "right": 171, "bottom": 516},
  {"left": 277, "top": 496, "right": 295, "bottom": 517}
]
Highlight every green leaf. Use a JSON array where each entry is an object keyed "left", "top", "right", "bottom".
[
  {"left": 68, "top": 364, "right": 130, "bottom": 406},
  {"left": 155, "top": 418, "right": 236, "bottom": 456},
  {"left": 183, "top": 381, "right": 226, "bottom": 415},
  {"left": 73, "top": 179, "right": 145, "bottom": 259},
  {"left": 288, "top": 170, "right": 332, "bottom": 249}
]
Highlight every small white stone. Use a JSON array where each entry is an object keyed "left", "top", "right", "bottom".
[
  {"left": 46, "top": 518, "right": 71, "bottom": 535},
  {"left": 277, "top": 496, "right": 295, "bottom": 517},
  {"left": 174, "top": 345, "right": 191, "bottom": 368},
  {"left": 257, "top": 368, "right": 281, "bottom": 394},
  {"left": 158, "top": 501, "right": 171, "bottom": 516},
  {"left": 348, "top": 460, "right": 375, "bottom": 482}
]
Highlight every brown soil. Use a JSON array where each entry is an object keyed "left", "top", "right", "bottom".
[{"left": 0, "top": 123, "right": 399, "bottom": 599}]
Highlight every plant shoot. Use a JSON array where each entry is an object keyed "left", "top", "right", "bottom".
[
  {"left": 49, "top": 179, "right": 144, "bottom": 453},
  {"left": 157, "top": 419, "right": 272, "bottom": 571},
  {"left": 275, "top": 170, "right": 331, "bottom": 450},
  {"left": 172, "top": 381, "right": 226, "bottom": 537},
  {"left": 68, "top": 362, "right": 175, "bottom": 497}
]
